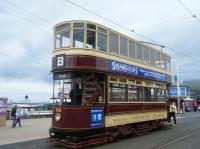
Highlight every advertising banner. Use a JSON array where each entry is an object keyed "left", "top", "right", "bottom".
[
  {"left": 90, "top": 108, "right": 103, "bottom": 127},
  {"left": 169, "top": 87, "right": 188, "bottom": 97},
  {"left": 108, "top": 60, "right": 167, "bottom": 82}
]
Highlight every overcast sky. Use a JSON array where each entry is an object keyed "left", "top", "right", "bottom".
[{"left": 0, "top": 0, "right": 199, "bottom": 102}]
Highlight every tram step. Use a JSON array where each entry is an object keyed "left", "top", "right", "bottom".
[{"left": 137, "top": 124, "right": 149, "bottom": 135}]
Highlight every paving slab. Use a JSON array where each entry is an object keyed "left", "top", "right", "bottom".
[{"left": 0, "top": 118, "right": 51, "bottom": 145}]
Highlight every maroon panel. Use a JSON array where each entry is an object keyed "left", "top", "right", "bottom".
[
  {"left": 52, "top": 55, "right": 108, "bottom": 72},
  {"left": 108, "top": 103, "right": 166, "bottom": 114},
  {"left": 52, "top": 106, "right": 104, "bottom": 129},
  {"left": 52, "top": 107, "right": 90, "bottom": 129}
]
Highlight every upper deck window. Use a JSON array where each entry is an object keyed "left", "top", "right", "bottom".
[
  {"left": 143, "top": 47, "right": 149, "bottom": 64},
  {"left": 55, "top": 23, "right": 70, "bottom": 32},
  {"left": 160, "top": 54, "right": 165, "bottom": 69},
  {"left": 155, "top": 51, "right": 160, "bottom": 67},
  {"left": 166, "top": 56, "right": 170, "bottom": 71},
  {"left": 129, "top": 41, "right": 136, "bottom": 59},
  {"left": 110, "top": 33, "right": 119, "bottom": 54},
  {"left": 86, "top": 24, "right": 96, "bottom": 49},
  {"left": 55, "top": 23, "right": 71, "bottom": 49},
  {"left": 87, "top": 24, "right": 96, "bottom": 30},
  {"left": 97, "top": 27, "right": 107, "bottom": 52},
  {"left": 137, "top": 43, "right": 142, "bottom": 61},
  {"left": 56, "top": 32, "right": 70, "bottom": 48},
  {"left": 73, "top": 23, "right": 84, "bottom": 48},
  {"left": 150, "top": 49, "right": 155, "bottom": 65},
  {"left": 120, "top": 37, "right": 128, "bottom": 57}
]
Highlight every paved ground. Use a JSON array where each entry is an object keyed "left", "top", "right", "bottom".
[
  {"left": 0, "top": 118, "right": 51, "bottom": 145},
  {"left": 0, "top": 112, "right": 199, "bottom": 148}
]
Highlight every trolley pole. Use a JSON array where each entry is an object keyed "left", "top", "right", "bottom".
[{"left": 176, "top": 64, "right": 180, "bottom": 113}]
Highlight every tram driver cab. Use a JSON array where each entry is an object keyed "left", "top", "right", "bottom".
[{"left": 53, "top": 72, "right": 105, "bottom": 106}]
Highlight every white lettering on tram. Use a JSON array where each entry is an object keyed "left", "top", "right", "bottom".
[{"left": 111, "top": 61, "right": 138, "bottom": 74}]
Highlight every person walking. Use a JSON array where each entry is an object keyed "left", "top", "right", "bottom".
[
  {"left": 168, "top": 102, "right": 177, "bottom": 126},
  {"left": 14, "top": 106, "right": 22, "bottom": 127},
  {"left": 11, "top": 105, "right": 17, "bottom": 128}
]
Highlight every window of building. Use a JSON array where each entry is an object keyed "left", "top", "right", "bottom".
[
  {"left": 98, "top": 27, "right": 107, "bottom": 51},
  {"left": 137, "top": 43, "right": 142, "bottom": 61},
  {"left": 150, "top": 49, "right": 155, "bottom": 65},
  {"left": 155, "top": 51, "right": 160, "bottom": 67},
  {"left": 73, "top": 23, "right": 84, "bottom": 48},
  {"left": 128, "top": 85, "right": 143, "bottom": 101},
  {"left": 143, "top": 47, "right": 149, "bottom": 63},
  {"left": 120, "top": 37, "right": 128, "bottom": 57},
  {"left": 109, "top": 83, "right": 127, "bottom": 102},
  {"left": 129, "top": 41, "right": 136, "bottom": 59},
  {"left": 109, "top": 33, "right": 119, "bottom": 54}
]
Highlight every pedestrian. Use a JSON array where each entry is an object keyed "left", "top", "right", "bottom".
[
  {"left": 181, "top": 101, "right": 185, "bottom": 115},
  {"left": 168, "top": 102, "right": 177, "bottom": 126},
  {"left": 11, "top": 105, "right": 17, "bottom": 128},
  {"left": 14, "top": 106, "right": 22, "bottom": 127}
]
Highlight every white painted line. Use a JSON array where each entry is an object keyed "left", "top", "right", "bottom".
[{"left": 155, "top": 129, "right": 200, "bottom": 149}]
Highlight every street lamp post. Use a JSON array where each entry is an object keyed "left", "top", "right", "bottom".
[{"left": 176, "top": 64, "right": 180, "bottom": 113}]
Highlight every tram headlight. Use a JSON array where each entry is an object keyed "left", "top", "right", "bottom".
[{"left": 54, "top": 112, "right": 61, "bottom": 121}]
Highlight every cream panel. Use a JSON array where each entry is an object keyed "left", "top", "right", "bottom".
[{"left": 105, "top": 111, "right": 167, "bottom": 127}]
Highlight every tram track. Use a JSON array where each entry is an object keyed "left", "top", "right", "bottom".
[{"left": 154, "top": 128, "right": 200, "bottom": 149}]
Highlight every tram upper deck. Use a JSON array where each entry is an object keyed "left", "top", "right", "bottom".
[{"left": 52, "top": 20, "right": 171, "bottom": 82}]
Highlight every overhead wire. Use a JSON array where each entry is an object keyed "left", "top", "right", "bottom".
[
  {"left": 4, "top": 0, "right": 200, "bottom": 60},
  {"left": 176, "top": 0, "right": 200, "bottom": 22},
  {"left": 64, "top": 0, "right": 200, "bottom": 60},
  {"left": 5, "top": 0, "right": 49, "bottom": 24}
]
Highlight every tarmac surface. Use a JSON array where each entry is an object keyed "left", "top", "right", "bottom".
[{"left": 0, "top": 118, "right": 51, "bottom": 145}]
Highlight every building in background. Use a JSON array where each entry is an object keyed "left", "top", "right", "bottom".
[
  {"left": 183, "top": 80, "right": 200, "bottom": 98},
  {"left": 168, "top": 84, "right": 193, "bottom": 112}
]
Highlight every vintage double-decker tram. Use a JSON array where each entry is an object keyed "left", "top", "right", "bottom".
[{"left": 48, "top": 20, "right": 172, "bottom": 148}]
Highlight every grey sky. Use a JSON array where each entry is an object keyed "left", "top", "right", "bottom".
[{"left": 0, "top": 0, "right": 199, "bottom": 101}]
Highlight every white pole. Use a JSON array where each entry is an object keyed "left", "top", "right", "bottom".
[{"left": 177, "top": 64, "right": 180, "bottom": 113}]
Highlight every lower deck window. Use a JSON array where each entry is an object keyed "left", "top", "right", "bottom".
[
  {"left": 128, "top": 85, "right": 143, "bottom": 101},
  {"left": 109, "top": 83, "right": 127, "bottom": 102},
  {"left": 143, "top": 87, "right": 156, "bottom": 101},
  {"left": 156, "top": 89, "right": 165, "bottom": 101}
]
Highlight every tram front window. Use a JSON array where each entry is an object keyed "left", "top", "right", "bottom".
[
  {"left": 56, "top": 32, "right": 70, "bottom": 48},
  {"left": 55, "top": 23, "right": 70, "bottom": 49},
  {"left": 53, "top": 76, "right": 82, "bottom": 106}
]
